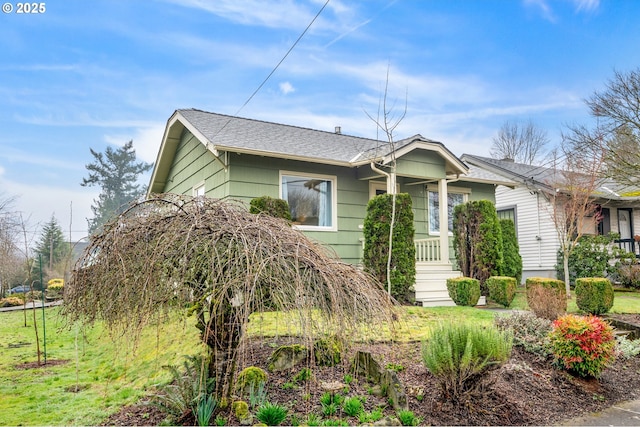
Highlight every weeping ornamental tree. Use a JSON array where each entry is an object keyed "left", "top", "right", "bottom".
[
  {"left": 453, "top": 200, "right": 504, "bottom": 295},
  {"left": 62, "top": 194, "right": 396, "bottom": 402},
  {"left": 363, "top": 193, "right": 416, "bottom": 303}
]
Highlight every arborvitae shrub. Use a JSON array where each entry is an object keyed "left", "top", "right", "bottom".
[
  {"left": 249, "top": 196, "right": 292, "bottom": 221},
  {"left": 499, "top": 219, "right": 522, "bottom": 284},
  {"left": 453, "top": 200, "right": 504, "bottom": 295},
  {"left": 549, "top": 314, "right": 615, "bottom": 378},
  {"left": 526, "top": 277, "right": 567, "bottom": 320},
  {"left": 446, "top": 277, "right": 481, "bottom": 307},
  {"left": 487, "top": 276, "right": 517, "bottom": 308},
  {"left": 363, "top": 193, "right": 416, "bottom": 303},
  {"left": 575, "top": 277, "right": 614, "bottom": 315},
  {"left": 422, "top": 322, "right": 512, "bottom": 400}
]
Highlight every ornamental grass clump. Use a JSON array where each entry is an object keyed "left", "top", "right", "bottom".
[
  {"left": 422, "top": 322, "right": 512, "bottom": 400},
  {"left": 549, "top": 314, "right": 615, "bottom": 378},
  {"left": 575, "top": 278, "right": 614, "bottom": 315}
]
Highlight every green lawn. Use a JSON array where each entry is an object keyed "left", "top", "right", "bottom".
[
  {"left": 2, "top": 290, "right": 639, "bottom": 426},
  {"left": 0, "top": 308, "right": 201, "bottom": 426}
]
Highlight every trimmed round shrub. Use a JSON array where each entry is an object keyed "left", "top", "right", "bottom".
[
  {"left": 249, "top": 196, "right": 292, "bottom": 221},
  {"left": 526, "top": 277, "right": 566, "bottom": 320},
  {"left": 549, "top": 314, "right": 615, "bottom": 378},
  {"left": 446, "top": 277, "right": 481, "bottom": 307},
  {"left": 487, "top": 276, "right": 517, "bottom": 308},
  {"left": 575, "top": 277, "right": 614, "bottom": 315}
]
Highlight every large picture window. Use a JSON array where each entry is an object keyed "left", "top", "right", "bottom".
[
  {"left": 280, "top": 172, "right": 336, "bottom": 231},
  {"left": 428, "top": 190, "right": 464, "bottom": 234}
]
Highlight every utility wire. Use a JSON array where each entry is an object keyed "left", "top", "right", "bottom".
[
  {"left": 234, "top": 0, "right": 331, "bottom": 116},
  {"left": 205, "top": 0, "right": 331, "bottom": 143}
]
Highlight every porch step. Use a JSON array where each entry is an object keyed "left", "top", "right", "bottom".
[{"left": 414, "top": 263, "right": 461, "bottom": 307}]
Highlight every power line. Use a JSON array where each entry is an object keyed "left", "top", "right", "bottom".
[{"left": 208, "top": 0, "right": 331, "bottom": 141}]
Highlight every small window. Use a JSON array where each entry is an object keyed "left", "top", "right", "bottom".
[
  {"left": 280, "top": 172, "right": 337, "bottom": 231},
  {"left": 428, "top": 191, "right": 465, "bottom": 235},
  {"left": 193, "top": 182, "right": 205, "bottom": 197},
  {"left": 497, "top": 207, "right": 516, "bottom": 225}
]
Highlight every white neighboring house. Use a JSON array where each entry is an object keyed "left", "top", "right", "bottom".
[{"left": 462, "top": 154, "right": 640, "bottom": 282}]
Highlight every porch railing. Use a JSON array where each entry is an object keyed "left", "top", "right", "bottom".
[
  {"left": 616, "top": 239, "right": 640, "bottom": 257},
  {"left": 415, "top": 238, "right": 442, "bottom": 263}
]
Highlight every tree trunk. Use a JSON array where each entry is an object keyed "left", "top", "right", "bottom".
[{"left": 563, "top": 252, "right": 571, "bottom": 298}]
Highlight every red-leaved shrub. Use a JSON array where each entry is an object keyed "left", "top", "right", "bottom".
[{"left": 549, "top": 314, "right": 615, "bottom": 378}]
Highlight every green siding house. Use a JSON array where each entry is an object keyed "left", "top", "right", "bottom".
[{"left": 147, "top": 109, "right": 511, "bottom": 305}]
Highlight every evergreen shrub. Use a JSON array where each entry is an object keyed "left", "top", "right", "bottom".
[
  {"left": 362, "top": 193, "right": 416, "bottom": 303},
  {"left": 575, "top": 277, "right": 614, "bottom": 315},
  {"left": 422, "top": 322, "right": 512, "bottom": 400},
  {"left": 487, "top": 276, "right": 517, "bottom": 308},
  {"left": 249, "top": 196, "right": 292, "bottom": 221},
  {"left": 453, "top": 200, "right": 504, "bottom": 295},
  {"left": 526, "top": 277, "right": 566, "bottom": 320},
  {"left": 549, "top": 314, "right": 615, "bottom": 378},
  {"left": 499, "top": 219, "right": 522, "bottom": 284},
  {"left": 446, "top": 277, "right": 481, "bottom": 307}
]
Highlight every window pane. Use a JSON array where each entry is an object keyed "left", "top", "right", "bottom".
[
  {"left": 282, "top": 175, "right": 332, "bottom": 227},
  {"left": 429, "top": 190, "right": 464, "bottom": 233}
]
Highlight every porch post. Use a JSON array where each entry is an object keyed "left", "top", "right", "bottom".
[{"left": 438, "top": 178, "right": 450, "bottom": 264}]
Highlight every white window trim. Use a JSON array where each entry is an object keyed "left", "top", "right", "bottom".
[
  {"left": 427, "top": 186, "right": 468, "bottom": 236},
  {"left": 192, "top": 181, "right": 206, "bottom": 197},
  {"left": 279, "top": 170, "right": 338, "bottom": 232},
  {"left": 369, "top": 180, "right": 400, "bottom": 199}
]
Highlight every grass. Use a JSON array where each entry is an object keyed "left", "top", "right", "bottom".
[
  {"left": 2, "top": 290, "right": 639, "bottom": 426},
  {"left": 0, "top": 307, "right": 201, "bottom": 426}
]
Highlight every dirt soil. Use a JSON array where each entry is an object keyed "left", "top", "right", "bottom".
[{"left": 103, "top": 313, "right": 640, "bottom": 426}]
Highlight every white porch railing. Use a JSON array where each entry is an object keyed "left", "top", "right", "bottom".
[{"left": 414, "top": 238, "right": 442, "bottom": 263}]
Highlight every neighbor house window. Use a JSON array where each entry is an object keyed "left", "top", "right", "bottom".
[
  {"left": 280, "top": 172, "right": 337, "bottom": 231},
  {"left": 428, "top": 190, "right": 465, "bottom": 234},
  {"left": 497, "top": 207, "right": 516, "bottom": 226}
]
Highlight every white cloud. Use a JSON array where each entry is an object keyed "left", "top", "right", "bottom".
[
  {"left": 1, "top": 177, "right": 98, "bottom": 243},
  {"left": 523, "top": 0, "right": 557, "bottom": 23},
  {"left": 572, "top": 0, "right": 599, "bottom": 12},
  {"left": 104, "top": 124, "right": 165, "bottom": 164},
  {"left": 279, "top": 81, "right": 295, "bottom": 95}
]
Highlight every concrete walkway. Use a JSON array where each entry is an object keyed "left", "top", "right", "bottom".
[
  {"left": 561, "top": 399, "right": 640, "bottom": 426},
  {"left": 0, "top": 299, "right": 62, "bottom": 312}
]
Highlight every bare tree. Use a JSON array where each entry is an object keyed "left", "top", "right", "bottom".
[
  {"left": 490, "top": 119, "right": 550, "bottom": 165},
  {"left": 582, "top": 68, "right": 640, "bottom": 186},
  {"left": 62, "top": 194, "right": 397, "bottom": 402},
  {"left": 0, "top": 194, "right": 20, "bottom": 295},
  {"left": 363, "top": 68, "right": 408, "bottom": 298},
  {"left": 547, "top": 134, "right": 606, "bottom": 297}
]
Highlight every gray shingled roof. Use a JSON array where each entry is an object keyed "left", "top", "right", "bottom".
[
  {"left": 462, "top": 154, "right": 640, "bottom": 201},
  {"left": 179, "top": 108, "right": 387, "bottom": 164}
]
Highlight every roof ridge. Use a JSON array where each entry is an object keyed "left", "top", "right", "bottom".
[{"left": 178, "top": 108, "right": 386, "bottom": 144}]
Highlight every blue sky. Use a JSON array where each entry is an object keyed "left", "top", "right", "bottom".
[{"left": 1, "top": 0, "right": 639, "bottom": 242}]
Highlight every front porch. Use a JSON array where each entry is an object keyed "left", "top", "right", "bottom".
[{"left": 414, "top": 238, "right": 461, "bottom": 306}]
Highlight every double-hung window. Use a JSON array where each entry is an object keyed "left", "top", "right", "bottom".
[
  {"left": 280, "top": 172, "right": 337, "bottom": 231},
  {"left": 428, "top": 188, "right": 467, "bottom": 235}
]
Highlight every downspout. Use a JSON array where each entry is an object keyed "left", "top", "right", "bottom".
[
  {"left": 536, "top": 191, "right": 542, "bottom": 268},
  {"left": 370, "top": 162, "right": 395, "bottom": 194}
]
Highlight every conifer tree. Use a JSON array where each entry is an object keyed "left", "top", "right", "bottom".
[{"left": 81, "top": 140, "right": 152, "bottom": 234}]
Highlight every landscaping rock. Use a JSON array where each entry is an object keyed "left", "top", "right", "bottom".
[
  {"left": 351, "top": 350, "right": 408, "bottom": 411},
  {"left": 267, "top": 344, "right": 308, "bottom": 371}
]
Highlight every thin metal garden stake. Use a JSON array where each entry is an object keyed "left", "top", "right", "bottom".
[{"left": 39, "top": 254, "right": 47, "bottom": 363}]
